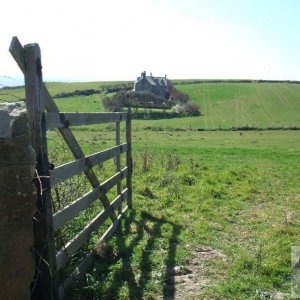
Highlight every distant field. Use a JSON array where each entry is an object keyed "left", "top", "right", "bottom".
[
  {"left": 0, "top": 81, "right": 131, "bottom": 103},
  {"left": 1, "top": 81, "right": 300, "bottom": 129},
  {"left": 136, "top": 82, "right": 300, "bottom": 130}
]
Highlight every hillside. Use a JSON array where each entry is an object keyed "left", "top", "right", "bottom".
[
  {"left": 1, "top": 81, "right": 299, "bottom": 130},
  {"left": 2, "top": 79, "right": 299, "bottom": 298},
  {"left": 179, "top": 82, "right": 300, "bottom": 129},
  {"left": 137, "top": 81, "right": 300, "bottom": 130}
]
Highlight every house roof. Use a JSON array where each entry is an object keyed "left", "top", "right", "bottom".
[{"left": 136, "top": 74, "right": 167, "bottom": 86}]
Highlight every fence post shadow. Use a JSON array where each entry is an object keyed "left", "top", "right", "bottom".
[
  {"left": 140, "top": 211, "right": 182, "bottom": 299},
  {"left": 94, "top": 209, "right": 182, "bottom": 299}
]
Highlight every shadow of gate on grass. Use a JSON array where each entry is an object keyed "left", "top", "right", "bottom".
[{"left": 78, "top": 209, "right": 182, "bottom": 299}]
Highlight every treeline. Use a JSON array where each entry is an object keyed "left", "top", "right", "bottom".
[
  {"left": 102, "top": 91, "right": 175, "bottom": 111},
  {"left": 54, "top": 89, "right": 101, "bottom": 98},
  {"left": 132, "top": 111, "right": 190, "bottom": 120},
  {"left": 53, "top": 83, "right": 132, "bottom": 98},
  {"left": 0, "top": 85, "right": 24, "bottom": 90},
  {"left": 102, "top": 90, "right": 200, "bottom": 117},
  {"left": 143, "top": 125, "right": 300, "bottom": 132},
  {"left": 167, "top": 80, "right": 190, "bottom": 102},
  {"left": 173, "top": 79, "right": 300, "bottom": 85},
  {"left": 256, "top": 80, "right": 300, "bottom": 84}
]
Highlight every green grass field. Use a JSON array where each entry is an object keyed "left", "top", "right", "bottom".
[
  {"left": 132, "top": 82, "right": 300, "bottom": 130},
  {"left": 56, "top": 129, "right": 299, "bottom": 299},
  {"left": 180, "top": 82, "right": 300, "bottom": 128},
  {"left": 2, "top": 80, "right": 300, "bottom": 298},
  {"left": 2, "top": 81, "right": 300, "bottom": 129}
]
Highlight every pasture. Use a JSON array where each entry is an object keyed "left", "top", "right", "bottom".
[
  {"left": 135, "top": 82, "right": 300, "bottom": 130},
  {"left": 2, "top": 81, "right": 300, "bottom": 130},
  {"left": 49, "top": 128, "right": 300, "bottom": 299},
  {"left": 1, "top": 81, "right": 300, "bottom": 298}
]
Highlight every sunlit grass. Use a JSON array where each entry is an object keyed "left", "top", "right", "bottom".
[
  {"left": 57, "top": 129, "right": 300, "bottom": 299},
  {"left": 28, "top": 81, "right": 300, "bottom": 298}
]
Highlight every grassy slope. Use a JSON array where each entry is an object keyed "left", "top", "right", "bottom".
[
  {"left": 133, "top": 131, "right": 300, "bottom": 299},
  {"left": 0, "top": 80, "right": 131, "bottom": 102},
  {"left": 54, "top": 95, "right": 104, "bottom": 112},
  {"left": 2, "top": 81, "right": 300, "bottom": 130},
  {"left": 134, "top": 82, "right": 300, "bottom": 130},
  {"left": 3, "top": 81, "right": 300, "bottom": 298},
  {"left": 60, "top": 129, "right": 300, "bottom": 299}
]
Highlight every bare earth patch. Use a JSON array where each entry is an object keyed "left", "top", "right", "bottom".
[{"left": 162, "top": 245, "right": 228, "bottom": 299}]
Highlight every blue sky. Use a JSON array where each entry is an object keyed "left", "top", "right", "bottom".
[{"left": 1, "top": 0, "right": 299, "bottom": 85}]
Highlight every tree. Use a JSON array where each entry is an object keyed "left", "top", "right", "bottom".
[
  {"left": 167, "top": 80, "right": 190, "bottom": 104},
  {"left": 184, "top": 101, "right": 200, "bottom": 116}
]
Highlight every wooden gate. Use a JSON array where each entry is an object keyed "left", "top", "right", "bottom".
[{"left": 10, "top": 37, "right": 132, "bottom": 299}]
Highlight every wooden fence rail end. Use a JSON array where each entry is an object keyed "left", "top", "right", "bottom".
[
  {"left": 50, "top": 143, "right": 127, "bottom": 187},
  {"left": 56, "top": 189, "right": 128, "bottom": 270},
  {"left": 9, "top": 37, "right": 25, "bottom": 73},
  {"left": 46, "top": 112, "right": 127, "bottom": 129}
]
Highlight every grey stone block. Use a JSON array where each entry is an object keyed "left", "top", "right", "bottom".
[
  {"left": 0, "top": 101, "right": 36, "bottom": 300},
  {"left": 0, "top": 101, "right": 27, "bottom": 139}
]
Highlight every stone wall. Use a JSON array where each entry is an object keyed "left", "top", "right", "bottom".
[{"left": 0, "top": 102, "right": 36, "bottom": 299}]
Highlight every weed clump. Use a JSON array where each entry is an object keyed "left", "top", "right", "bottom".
[
  {"left": 139, "top": 186, "right": 156, "bottom": 199},
  {"left": 158, "top": 172, "right": 177, "bottom": 188},
  {"left": 181, "top": 174, "right": 197, "bottom": 186}
]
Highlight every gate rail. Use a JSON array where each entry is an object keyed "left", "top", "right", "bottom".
[{"left": 9, "top": 37, "right": 132, "bottom": 299}]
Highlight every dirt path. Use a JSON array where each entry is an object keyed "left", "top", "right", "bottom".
[
  {"left": 161, "top": 244, "right": 289, "bottom": 300},
  {"left": 162, "top": 245, "right": 228, "bottom": 299}
]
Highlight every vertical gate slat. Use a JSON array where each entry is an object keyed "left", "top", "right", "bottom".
[
  {"left": 9, "top": 37, "right": 133, "bottom": 299},
  {"left": 116, "top": 121, "right": 122, "bottom": 213},
  {"left": 43, "top": 87, "right": 118, "bottom": 222},
  {"left": 24, "top": 43, "right": 57, "bottom": 300},
  {"left": 126, "top": 107, "right": 132, "bottom": 207}
]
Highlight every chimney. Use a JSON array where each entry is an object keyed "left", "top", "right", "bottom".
[
  {"left": 165, "top": 74, "right": 167, "bottom": 79},
  {"left": 141, "top": 71, "right": 146, "bottom": 78}
]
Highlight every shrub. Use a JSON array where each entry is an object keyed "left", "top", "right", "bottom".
[
  {"left": 167, "top": 80, "right": 190, "bottom": 103},
  {"left": 171, "top": 102, "right": 200, "bottom": 116},
  {"left": 184, "top": 101, "right": 200, "bottom": 116},
  {"left": 102, "top": 90, "right": 200, "bottom": 117},
  {"left": 102, "top": 91, "right": 175, "bottom": 112}
]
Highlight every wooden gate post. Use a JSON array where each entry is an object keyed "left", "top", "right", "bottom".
[
  {"left": 116, "top": 120, "right": 122, "bottom": 213},
  {"left": 24, "top": 43, "right": 56, "bottom": 300},
  {"left": 126, "top": 107, "right": 132, "bottom": 207}
]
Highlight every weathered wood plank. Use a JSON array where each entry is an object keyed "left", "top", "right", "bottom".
[
  {"left": 56, "top": 211, "right": 109, "bottom": 270},
  {"left": 54, "top": 167, "right": 128, "bottom": 233},
  {"left": 24, "top": 43, "right": 56, "bottom": 300},
  {"left": 99, "top": 205, "right": 129, "bottom": 243},
  {"left": 126, "top": 107, "right": 132, "bottom": 207},
  {"left": 116, "top": 121, "right": 122, "bottom": 214},
  {"left": 53, "top": 187, "right": 128, "bottom": 232},
  {"left": 88, "top": 144, "right": 127, "bottom": 166},
  {"left": 57, "top": 252, "right": 95, "bottom": 300},
  {"left": 53, "top": 188, "right": 99, "bottom": 231},
  {"left": 101, "top": 167, "right": 128, "bottom": 194},
  {"left": 50, "top": 143, "right": 128, "bottom": 186},
  {"left": 9, "top": 37, "right": 25, "bottom": 73},
  {"left": 57, "top": 204, "right": 129, "bottom": 298},
  {"left": 56, "top": 189, "right": 128, "bottom": 270},
  {"left": 46, "top": 112, "right": 127, "bottom": 130},
  {"left": 10, "top": 37, "right": 133, "bottom": 299},
  {"left": 42, "top": 87, "right": 118, "bottom": 222}
]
